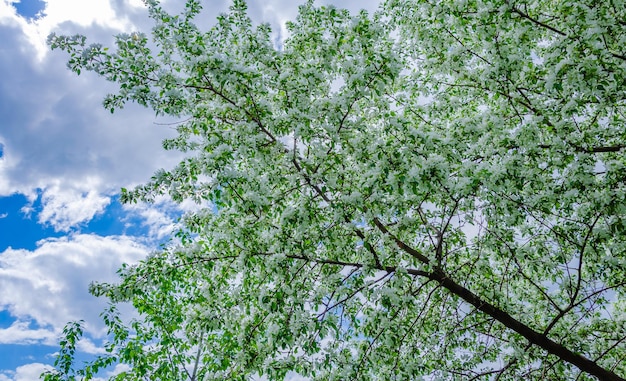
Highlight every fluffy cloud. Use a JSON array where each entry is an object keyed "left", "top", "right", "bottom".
[
  {"left": 1, "top": 0, "right": 144, "bottom": 59},
  {"left": 0, "top": 0, "right": 182, "bottom": 233},
  {"left": 0, "top": 361, "right": 131, "bottom": 381},
  {"left": 0, "top": 321, "right": 56, "bottom": 346},
  {"left": 37, "top": 182, "right": 111, "bottom": 232},
  {"left": 0, "top": 234, "right": 148, "bottom": 340},
  {"left": 0, "top": 362, "right": 53, "bottom": 381},
  {"left": 0, "top": 37, "right": 180, "bottom": 197}
]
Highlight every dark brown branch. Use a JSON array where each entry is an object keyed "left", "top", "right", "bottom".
[
  {"left": 583, "top": 145, "right": 626, "bottom": 153},
  {"left": 370, "top": 210, "right": 624, "bottom": 379},
  {"left": 432, "top": 269, "right": 625, "bottom": 381},
  {"left": 372, "top": 217, "right": 430, "bottom": 264},
  {"left": 283, "top": 253, "right": 429, "bottom": 278},
  {"left": 538, "top": 144, "right": 626, "bottom": 153},
  {"left": 366, "top": 215, "right": 624, "bottom": 380},
  {"left": 510, "top": 6, "right": 566, "bottom": 36},
  {"left": 510, "top": 6, "right": 626, "bottom": 62}
]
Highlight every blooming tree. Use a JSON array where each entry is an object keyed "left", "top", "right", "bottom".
[{"left": 44, "top": 0, "right": 626, "bottom": 380}]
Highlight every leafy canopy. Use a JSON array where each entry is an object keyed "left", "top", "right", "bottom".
[{"left": 44, "top": 0, "right": 626, "bottom": 380}]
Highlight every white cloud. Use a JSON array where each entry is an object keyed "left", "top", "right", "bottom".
[
  {"left": 76, "top": 336, "right": 108, "bottom": 355},
  {"left": 37, "top": 182, "right": 111, "bottom": 232},
  {"left": 0, "top": 363, "right": 53, "bottom": 381},
  {"left": 0, "top": 234, "right": 148, "bottom": 340},
  {"left": 104, "top": 363, "right": 131, "bottom": 378},
  {"left": 1, "top": 0, "right": 138, "bottom": 60},
  {"left": 0, "top": 320, "right": 56, "bottom": 345},
  {"left": 0, "top": 3, "right": 181, "bottom": 231},
  {"left": 0, "top": 325, "right": 107, "bottom": 354}
]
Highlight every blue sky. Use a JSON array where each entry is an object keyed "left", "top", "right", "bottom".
[
  {"left": 11, "top": 0, "right": 45, "bottom": 19},
  {"left": 0, "top": 0, "right": 377, "bottom": 379}
]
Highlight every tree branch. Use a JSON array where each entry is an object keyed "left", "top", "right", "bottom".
[{"left": 432, "top": 269, "right": 625, "bottom": 381}]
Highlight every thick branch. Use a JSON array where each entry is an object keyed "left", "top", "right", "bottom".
[
  {"left": 372, "top": 217, "right": 430, "bottom": 264},
  {"left": 431, "top": 269, "right": 625, "bottom": 381},
  {"left": 372, "top": 219, "right": 624, "bottom": 380},
  {"left": 510, "top": 6, "right": 566, "bottom": 36},
  {"left": 510, "top": 6, "right": 626, "bottom": 62},
  {"left": 539, "top": 143, "right": 626, "bottom": 153}
]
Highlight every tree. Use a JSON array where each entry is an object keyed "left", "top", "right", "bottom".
[{"left": 44, "top": 0, "right": 626, "bottom": 379}]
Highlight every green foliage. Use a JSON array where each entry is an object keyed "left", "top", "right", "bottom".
[
  {"left": 46, "top": 0, "right": 626, "bottom": 380},
  {"left": 41, "top": 321, "right": 84, "bottom": 381}
]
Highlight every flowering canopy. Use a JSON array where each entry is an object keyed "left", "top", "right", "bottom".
[{"left": 45, "top": 0, "right": 626, "bottom": 380}]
